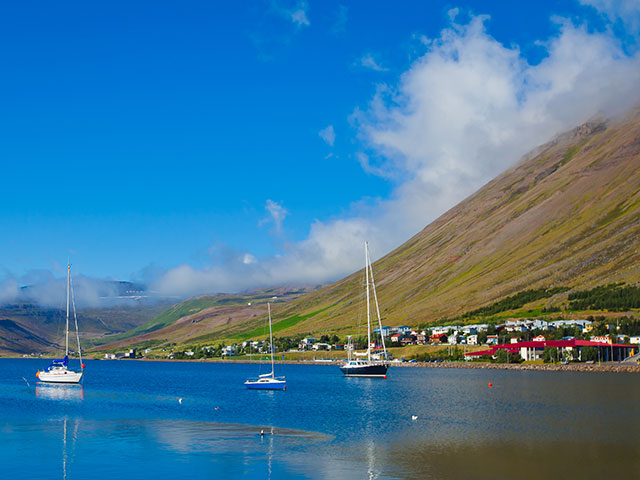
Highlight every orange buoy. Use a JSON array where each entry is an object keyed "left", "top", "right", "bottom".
[
  {"left": 81, "top": 364, "right": 86, "bottom": 368},
  {"left": 36, "top": 371, "right": 40, "bottom": 378},
  {"left": 488, "top": 382, "right": 493, "bottom": 387}
]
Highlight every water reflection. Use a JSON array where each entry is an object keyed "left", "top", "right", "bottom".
[
  {"left": 388, "top": 438, "right": 640, "bottom": 480},
  {"left": 61, "top": 417, "right": 80, "bottom": 480},
  {"left": 353, "top": 378, "right": 383, "bottom": 479},
  {"left": 260, "top": 426, "right": 275, "bottom": 479},
  {"left": 36, "top": 383, "right": 84, "bottom": 402}
]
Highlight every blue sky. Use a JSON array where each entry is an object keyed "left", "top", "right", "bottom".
[{"left": 1, "top": 0, "right": 639, "bottom": 300}]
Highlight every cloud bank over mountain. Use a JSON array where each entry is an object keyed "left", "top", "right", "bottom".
[
  {"left": 3, "top": 3, "right": 640, "bottom": 303},
  {"left": 147, "top": 7, "right": 640, "bottom": 298}
]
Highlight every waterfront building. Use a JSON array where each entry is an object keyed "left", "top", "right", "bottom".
[
  {"left": 465, "top": 338, "right": 636, "bottom": 362},
  {"left": 373, "top": 326, "right": 391, "bottom": 338}
]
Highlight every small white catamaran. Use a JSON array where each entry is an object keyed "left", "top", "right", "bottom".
[
  {"left": 36, "top": 265, "right": 84, "bottom": 384},
  {"left": 245, "top": 303, "right": 287, "bottom": 390}
]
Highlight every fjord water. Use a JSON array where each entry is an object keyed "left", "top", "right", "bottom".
[{"left": 2, "top": 359, "right": 639, "bottom": 479}]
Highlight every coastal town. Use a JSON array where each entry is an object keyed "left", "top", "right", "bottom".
[{"left": 93, "top": 317, "right": 640, "bottom": 366}]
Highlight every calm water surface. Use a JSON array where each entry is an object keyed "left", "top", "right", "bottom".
[{"left": 1, "top": 359, "right": 639, "bottom": 479}]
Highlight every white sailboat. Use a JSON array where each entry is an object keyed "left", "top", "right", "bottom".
[
  {"left": 245, "top": 303, "right": 287, "bottom": 390},
  {"left": 340, "top": 241, "right": 390, "bottom": 378},
  {"left": 36, "top": 265, "right": 84, "bottom": 384}
]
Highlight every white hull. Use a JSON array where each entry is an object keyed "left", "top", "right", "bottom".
[
  {"left": 245, "top": 377, "right": 287, "bottom": 390},
  {"left": 37, "top": 369, "right": 83, "bottom": 384}
]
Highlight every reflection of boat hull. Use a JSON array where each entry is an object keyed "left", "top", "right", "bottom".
[
  {"left": 37, "top": 369, "right": 83, "bottom": 384},
  {"left": 245, "top": 377, "right": 287, "bottom": 390},
  {"left": 36, "top": 383, "right": 84, "bottom": 401},
  {"left": 340, "top": 361, "right": 388, "bottom": 378}
]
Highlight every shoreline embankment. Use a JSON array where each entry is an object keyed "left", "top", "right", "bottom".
[
  {"left": 8, "top": 356, "right": 640, "bottom": 373},
  {"left": 137, "top": 357, "right": 640, "bottom": 373}
]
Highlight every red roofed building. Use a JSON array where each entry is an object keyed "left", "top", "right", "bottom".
[{"left": 465, "top": 338, "right": 636, "bottom": 362}]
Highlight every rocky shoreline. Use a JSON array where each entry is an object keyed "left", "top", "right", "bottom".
[
  {"left": 394, "top": 361, "right": 640, "bottom": 373},
  {"left": 11, "top": 356, "right": 640, "bottom": 373},
  {"left": 131, "top": 357, "right": 640, "bottom": 373}
]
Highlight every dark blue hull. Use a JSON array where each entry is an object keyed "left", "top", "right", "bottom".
[{"left": 340, "top": 363, "right": 388, "bottom": 378}]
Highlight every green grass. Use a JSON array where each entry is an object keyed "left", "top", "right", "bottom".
[
  {"left": 187, "top": 305, "right": 334, "bottom": 344},
  {"left": 232, "top": 305, "right": 334, "bottom": 340},
  {"left": 89, "top": 296, "right": 224, "bottom": 345},
  {"left": 560, "top": 144, "right": 580, "bottom": 165}
]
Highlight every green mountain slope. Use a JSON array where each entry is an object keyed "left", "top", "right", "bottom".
[
  {"left": 274, "top": 110, "right": 640, "bottom": 332},
  {"left": 92, "top": 108, "right": 640, "bottom": 349},
  {"left": 90, "top": 287, "right": 316, "bottom": 351}
]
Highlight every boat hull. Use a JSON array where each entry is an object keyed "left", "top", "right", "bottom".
[
  {"left": 245, "top": 378, "right": 287, "bottom": 390},
  {"left": 340, "top": 362, "right": 388, "bottom": 378},
  {"left": 36, "top": 370, "right": 83, "bottom": 384}
]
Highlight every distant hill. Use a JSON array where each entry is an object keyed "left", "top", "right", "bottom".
[
  {"left": 90, "top": 286, "right": 317, "bottom": 351},
  {"left": 107, "top": 108, "right": 640, "bottom": 348},
  {"left": 0, "top": 301, "right": 170, "bottom": 355}
]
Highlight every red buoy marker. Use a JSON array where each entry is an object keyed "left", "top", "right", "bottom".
[{"left": 488, "top": 382, "right": 493, "bottom": 387}]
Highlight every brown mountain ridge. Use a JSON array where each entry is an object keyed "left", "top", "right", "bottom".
[{"left": 92, "top": 108, "right": 640, "bottom": 349}]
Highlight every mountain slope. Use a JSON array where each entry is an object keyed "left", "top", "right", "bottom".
[
  {"left": 86, "top": 108, "right": 640, "bottom": 348},
  {"left": 201, "top": 109, "right": 640, "bottom": 339},
  {"left": 279, "top": 110, "right": 640, "bottom": 330},
  {"left": 0, "top": 302, "right": 168, "bottom": 354},
  {"left": 90, "top": 287, "right": 316, "bottom": 351},
  {"left": 0, "top": 319, "right": 59, "bottom": 354}
]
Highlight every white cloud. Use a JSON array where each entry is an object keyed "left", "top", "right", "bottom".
[
  {"left": 580, "top": 0, "right": 640, "bottom": 35},
  {"left": 447, "top": 7, "right": 460, "bottom": 22},
  {"left": 243, "top": 253, "right": 258, "bottom": 265},
  {"left": 0, "top": 271, "right": 144, "bottom": 308},
  {"left": 274, "top": 0, "right": 310, "bottom": 28},
  {"left": 359, "top": 53, "right": 388, "bottom": 71},
  {"left": 149, "top": 9, "right": 640, "bottom": 298},
  {"left": 291, "top": 8, "right": 309, "bottom": 27},
  {"left": 0, "top": 277, "right": 19, "bottom": 304},
  {"left": 261, "top": 199, "right": 289, "bottom": 235},
  {"left": 319, "top": 125, "right": 336, "bottom": 146}
]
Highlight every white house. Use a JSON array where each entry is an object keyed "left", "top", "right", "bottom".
[
  {"left": 391, "top": 326, "right": 412, "bottom": 335},
  {"left": 590, "top": 335, "right": 612, "bottom": 344},
  {"left": 222, "top": 346, "right": 236, "bottom": 356},
  {"left": 373, "top": 326, "right": 391, "bottom": 338}
]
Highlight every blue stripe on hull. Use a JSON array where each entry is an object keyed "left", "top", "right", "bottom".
[{"left": 245, "top": 383, "right": 287, "bottom": 390}]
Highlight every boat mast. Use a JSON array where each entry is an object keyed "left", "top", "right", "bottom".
[
  {"left": 70, "top": 275, "right": 84, "bottom": 369},
  {"left": 365, "top": 242, "right": 371, "bottom": 362},
  {"left": 65, "top": 264, "right": 70, "bottom": 357},
  {"left": 268, "top": 303, "right": 275, "bottom": 378},
  {"left": 367, "top": 246, "right": 387, "bottom": 358}
]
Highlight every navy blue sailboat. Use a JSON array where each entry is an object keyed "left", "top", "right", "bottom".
[{"left": 340, "top": 242, "right": 389, "bottom": 378}]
